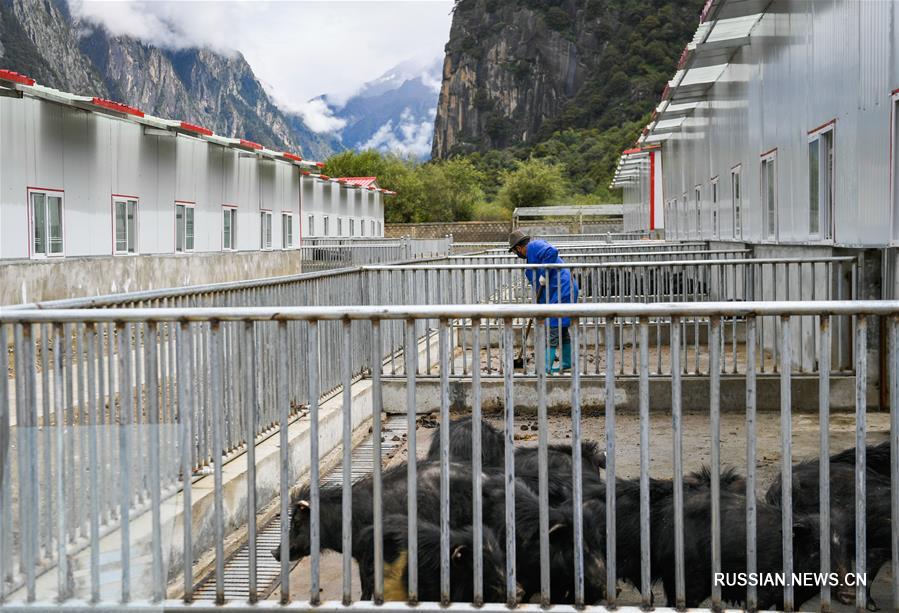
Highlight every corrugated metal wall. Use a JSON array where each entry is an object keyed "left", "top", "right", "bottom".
[
  {"left": 659, "top": 0, "right": 898, "bottom": 248},
  {"left": 0, "top": 94, "right": 383, "bottom": 259}
]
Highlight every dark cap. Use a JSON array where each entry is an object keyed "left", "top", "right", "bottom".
[{"left": 508, "top": 229, "right": 530, "bottom": 252}]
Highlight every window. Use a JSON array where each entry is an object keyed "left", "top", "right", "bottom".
[
  {"left": 371, "top": 220, "right": 376, "bottom": 236},
  {"left": 223, "top": 207, "right": 236, "bottom": 250},
  {"left": 282, "top": 213, "right": 294, "bottom": 248},
  {"left": 323, "top": 216, "right": 330, "bottom": 237},
  {"left": 260, "top": 211, "right": 273, "bottom": 250},
  {"left": 114, "top": 197, "right": 138, "bottom": 254},
  {"left": 30, "top": 190, "right": 63, "bottom": 257},
  {"left": 694, "top": 186, "right": 702, "bottom": 237},
  {"left": 808, "top": 126, "right": 834, "bottom": 240},
  {"left": 175, "top": 203, "right": 195, "bottom": 252},
  {"left": 350, "top": 218, "right": 355, "bottom": 237},
  {"left": 337, "top": 217, "right": 343, "bottom": 237},
  {"left": 360, "top": 219, "right": 365, "bottom": 237},
  {"left": 307, "top": 214, "right": 315, "bottom": 237},
  {"left": 711, "top": 177, "right": 719, "bottom": 238},
  {"left": 761, "top": 152, "right": 777, "bottom": 239},
  {"left": 731, "top": 166, "right": 742, "bottom": 239}
]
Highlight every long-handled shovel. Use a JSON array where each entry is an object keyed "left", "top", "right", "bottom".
[{"left": 512, "top": 318, "right": 532, "bottom": 369}]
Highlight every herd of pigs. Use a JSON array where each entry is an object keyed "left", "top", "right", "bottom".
[{"left": 275, "top": 416, "right": 892, "bottom": 610}]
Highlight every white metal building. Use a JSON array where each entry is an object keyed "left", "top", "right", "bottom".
[
  {"left": 611, "top": 147, "right": 663, "bottom": 234},
  {"left": 612, "top": 0, "right": 899, "bottom": 248},
  {"left": 0, "top": 70, "right": 390, "bottom": 262}
]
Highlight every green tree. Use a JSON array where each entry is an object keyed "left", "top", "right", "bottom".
[{"left": 496, "top": 158, "right": 567, "bottom": 211}]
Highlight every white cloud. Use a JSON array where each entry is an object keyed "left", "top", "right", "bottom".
[
  {"left": 361, "top": 107, "right": 433, "bottom": 158},
  {"left": 291, "top": 98, "right": 347, "bottom": 133},
  {"left": 68, "top": 1, "right": 453, "bottom": 109}
]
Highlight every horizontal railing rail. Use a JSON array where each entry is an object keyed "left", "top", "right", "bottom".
[{"left": 1, "top": 301, "right": 896, "bottom": 611}]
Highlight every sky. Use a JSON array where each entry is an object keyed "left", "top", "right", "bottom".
[{"left": 68, "top": 0, "right": 454, "bottom": 131}]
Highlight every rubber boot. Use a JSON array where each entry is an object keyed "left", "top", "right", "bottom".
[
  {"left": 560, "top": 341, "right": 572, "bottom": 372},
  {"left": 546, "top": 347, "right": 558, "bottom": 374}
]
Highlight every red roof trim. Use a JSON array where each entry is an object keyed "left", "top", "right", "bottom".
[
  {"left": 301, "top": 171, "right": 311, "bottom": 176},
  {"left": 180, "top": 121, "right": 213, "bottom": 136},
  {"left": 92, "top": 97, "right": 144, "bottom": 117},
  {"left": 622, "top": 148, "right": 643, "bottom": 155},
  {"left": 0, "top": 69, "right": 35, "bottom": 86},
  {"left": 699, "top": 0, "right": 714, "bottom": 22},
  {"left": 315, "top": 162, "right": 325, "bottom": 168},
  {"left": 282, "top": 152, "right": 303, "bottom": 162},
  {"left": 318, "top": 174, "right": 331, "bottom": 180},
  {"left": 239, "top": 139, "right": 262, "bottom": 150}
]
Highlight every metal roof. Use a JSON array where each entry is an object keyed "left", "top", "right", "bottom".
[
  {"left": 337, "top": 177, "right": 380, "bottom": 189},
  {"left": 0, "top": 69, "right": 322, "bottom": 170}
]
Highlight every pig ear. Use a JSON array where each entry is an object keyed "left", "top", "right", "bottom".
[
  {"left": 452, "top": 545, "right": 468, "bottom": 561},
  {"left": 792, "top": 516, "right": 815, "bottom": 538},
  {"left": 296, "top": 500, "right": 310, "bottom": 513}
]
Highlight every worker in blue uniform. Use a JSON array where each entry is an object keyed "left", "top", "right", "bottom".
[{"left": 509, "top": 229, "right": 578, "bottom": 373}]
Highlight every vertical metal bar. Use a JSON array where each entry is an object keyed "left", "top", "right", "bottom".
[
  {"left": 243, "top": 321, "right": 258, "bottom": 603},
  {"left": 0, "top": 323, "right": 8, "bottom": 604},
  {"left": 40, "top": 324, "right": 52, "bottom": 554},
  {"left": 308, "top": 321, "right": 322, "bottom": 605},
  {"left": 889, "top": 316, "right": 899, "bottom": 613},
  {"left": 671, "top": 316, "right": 685, "bottom": 608},
  {"left": 210, "top": 321, "right": 226, "bottom": 605},
  {"left": 605, "top": 317, "right": 617, "bottom": 604},
  {"left": 86, "top": 325, "right": 101, "bottom": 603},
  {"left": 570, "top": 322, "right": 585, "bottom": 608},
  {"left": 341, "top": 319, "right": 353, "bottom": 606},
  {"left": 819, "top": 315, "right": 831, "bottom": 609},
  {"left": 709, "top": 316, "right": 722, "bottom": 609},
  {"left": 438, "top": 318, "right": 451, "bottom": 606},
  {"left": 780, "top": 315, "right": 794, "bottom": 611},
  {"left": 277, "top": 321, "right": 291, "bottom": 604},
  {"left": 371, "top": 320, "right": 384, "bottom": 604},
  {"left": 638, "top": 317, "right": 651, "bottom": 607},
  {"left": 118, "top": 322, "right": 132, "bottom": 602},
  {"left": 146, "top": 324, "right": 164, "bottom": 603},
  {"left": 14, "top": 324, "right": 36, "bottom": 600},
  {"left": 535, "top": 319, "right": 550, "bottom": 606},
  {"left": 746, "top": 316, "right": 758, "bottom": 610},
  {"left": 178, "top": 322, "right": 194, "bottom": 602},
  {"left": 503, "top": 318, "right": 517, "bottom": 607},
  {"left": 471, "top": 318, "right": 484, "bottom": 606},
  {"left": 404, "top": 319, "right": 418, "bottom": 602},
  {"left": 855, "top": 316, "right": 867, "bottom": 608},
  {"left": 53, "top": 323, "right": 69, "bottom": 601}
]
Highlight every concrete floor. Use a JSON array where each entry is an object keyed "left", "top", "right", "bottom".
[{"left": 281, "top": 409, "right": 893, "bottom": 610}]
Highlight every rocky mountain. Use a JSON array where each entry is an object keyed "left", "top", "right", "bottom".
[
  {"left": 0, "top": 0, "right": 340, "bottom": 160},
  {"left": 314, "top": 58, "right": 442, "bottom": 159},
  {"left": 432, "top": 0, "right": 702, "bottom": 158}
]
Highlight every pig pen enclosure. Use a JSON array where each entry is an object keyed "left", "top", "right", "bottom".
[{"left": 1, "top": 239, "right": 898, "bottom": 613}]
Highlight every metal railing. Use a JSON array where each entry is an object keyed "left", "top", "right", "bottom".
[
  {"left": 1, "top": 301, "right": 896, "bottom": 611},
  {"left": 298, "top": 237, "right": 452, "bottom": 271},
  {"left": 474, "top": 241, "right": 709, "bottom": 255}
]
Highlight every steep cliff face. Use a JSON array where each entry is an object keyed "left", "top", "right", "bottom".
[
  {"left": 432, "top": 0, "right": 702, "bottom": 158},
  {"left": 0, "top": 0, "right": 340, "bottom": 159}
]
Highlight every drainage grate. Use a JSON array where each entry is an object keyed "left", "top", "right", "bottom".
[{"left": 192, "top": 414, "right": 409, "bottom": 602}]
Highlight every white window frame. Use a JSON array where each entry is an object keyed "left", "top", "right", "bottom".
[
  {"left": 222, "top": 206, "right": 237, "bottom": 251},
  {"left": 893, "top": 92, "right": 899, "bottom": 244},
  {"left": 360, "top": 218, "right": 365, "bottom": 237},
  {"left": 307, "top": 214, "right": 315, "bottom": 237},
  {"left": 282, "top": 212, "right": 294, "bottom": 249},
  {"left": 761, "top": 151, "right": 778, "bottom": 240},
  {"left": 710, "top": 177, "right": 719, "bottom": 239},
  {"left": 337, "top": 217, "right": 343, "bottom": 237},
  {"left": 175, "top": 201, "right": 195, "bottom": 253},
  {"left": 28, "top": 188, "right": 64, "bottom": 258},
  {"left": 731, "top": 165, "right": 742, "bottom": 239},
  {"left": 113, "top": 195, "right": 139, "bottom": 255},
  {"left": 350, "top": 218, "right": 355, "bottom": 237},
  {"left": 323, "top": 216, "right": 330, "bottom": 237},
  {"left": 808, "top": 122, "right": 835, "bottom": 241},
  {"left": 260, "top": 210, "right": 273, "bottom": 250},
  {"left": 694, "top": 185, "right": 702, "bottom": 238}
]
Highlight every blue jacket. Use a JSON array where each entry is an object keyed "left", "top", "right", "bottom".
[{"left": 523, "top": 239, "right": 578, "bottom": 328}]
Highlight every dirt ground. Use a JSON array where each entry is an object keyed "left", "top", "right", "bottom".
[{"left": 285, "top": 409, "right": 893, "bottom": 610}]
